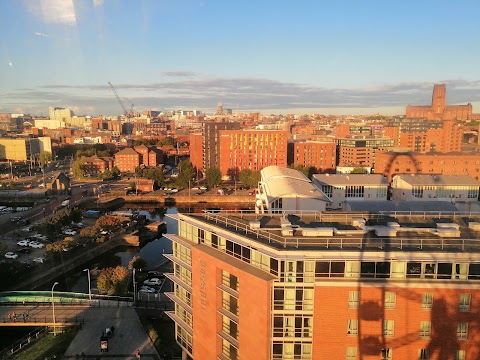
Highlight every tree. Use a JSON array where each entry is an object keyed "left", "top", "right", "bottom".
[
  {"left": 205, "top": 167, "right": 222, "bottom": 188},
  {"left": 176, "top": 160, "right": 195, "bottom": 189},
  {"left": 239, "top": 169, "right": 253, "bottom": 188},
  {"left": 97, "top": 266, "right": 130, "bottom": 295},
  {"left": 96, "top": 215, "right": 122, "bottom": 230},
  {"left": 128, "top": 256, "right": 147, "bottom": 270},
  {"left": 71, "top": 160, "right": 85, "bottom": 178},
  {"left": 80, "top": 226, "right": 98, "bottom": 239},
  {"left": 39, "top": 151, "right": 53, "bottom": 166},
  {"left": 350, "top": 167, "right": 366, "bottom": 174}
]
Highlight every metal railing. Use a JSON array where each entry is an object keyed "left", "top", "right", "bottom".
[
  {"left": 201, "top": 210, "right": 480, "bottom": 251},
  {"left": 0, "top": 291, "right": 133, "bottom": 306},
  {"left": 0, "top": 326, "right": 47, "bottom": 357}
]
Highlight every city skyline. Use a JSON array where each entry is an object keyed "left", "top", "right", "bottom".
[{"left": 1, "top": 0, "right": 480, "bottom": 116}]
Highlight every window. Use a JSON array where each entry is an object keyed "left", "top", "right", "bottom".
[
  {"left": 345, "top": 261, "right": 360, "bottom": 278},
  {"left": 457, "top": 322, "right": 468, "bottom": 340},
  {"left": 348, "top": 291, "right": 359, "bottom": 309},
  {"left": 391, "top": 262, "right": 406, "bottom": 278},
  {"left": 459, "top": 294, "right": 471, "bottom": 312},
  {"left": 420, "top": 321, "right": 431, "bottom": 339},
  {"left": 347, "top": 319, "right": 358, "bottom": 336},
  {"left": 456, "top": 350, "right": 466, "bottom": 360},
  {"left": 383, "top": 320, "right": 394, "bottom": 337},
  {"left": 385, "top": 292, "right": 396, "bottom": 309},
  {"left": 346, "top": 347, "right": 357, "bottom": 360},
  {"left": 422, "top": 293, "right": 433, "bottom": 310},
  {"left": 381, "top": 348, "right": 392, "bottom": 360},
  {"left": 418, "top": 349, "right": 429, "bottom": 360}
]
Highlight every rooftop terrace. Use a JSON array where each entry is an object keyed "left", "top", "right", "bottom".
[{"left": 190, "top": 210, "right": 480, "bottom": 252}]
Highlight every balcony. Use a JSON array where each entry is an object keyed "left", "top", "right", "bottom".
[
  {"left": 164, "top": 292, "right": 192, "bottom": 312},
  {"left": 164, "top": 273, "right": 192, "bottom": 292},
  {"left": 164, "top": 253, "right": 192, "bottom": 271},
  {"left": 165, "top": 311, "right": 193, "bottom": 335}
]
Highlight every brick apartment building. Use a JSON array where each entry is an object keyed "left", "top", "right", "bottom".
[
  {"left": 335, "top": 138, "right": 394, "bottom": 168},
  {"left": 406, "top": 84, "right": 480, "bottom": 121},
  {"left": 189, "top": 133, "right": 203, "bottom": 172},
  {"left": 374, "top": 151, "right": 480, "bottom": 181},
  {"left": 81, "top": 155, "right": 114, "bottom": 176},
  {"left": 203, "top": 121, "right": 241, "bottom": 171},
  {"left": 133, "top": 145, "right": 163, "bottom": 167},
  {"left": 164, "top": 166, "right": 480, "bottom": 360},
  {"left": 218, "top": 130, "right": 288, "bottom": 177},
  {"left": 287, "top": 141, "right": 336, "bottom": 172},
  {"left": 114, "top": 147, "right": 141, "bottom": 173}
]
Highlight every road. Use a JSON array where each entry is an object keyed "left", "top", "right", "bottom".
[{"left": 0, "top": 305, "right": 160, "bottom": 359}]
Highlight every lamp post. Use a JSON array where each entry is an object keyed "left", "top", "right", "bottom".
[
  {"left": 51, "top": 282, "right": 59, "bottom": 336},
  {"left": 133, "top": 268, "right": 137, "bottom": 303},
  {"left": 83, "top": 269, "right": 91, "bottom": 301}
]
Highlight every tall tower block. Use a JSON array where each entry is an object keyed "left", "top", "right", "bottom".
[{"left": 432, "top": 83, "right": 446, "bottom": 114}]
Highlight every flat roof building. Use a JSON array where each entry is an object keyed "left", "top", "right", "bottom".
[
  {"left": 312, "top": 174, "right": 388, "bottom": 210},
  {"left": 164, "top": 169, "right": 480, "bottom": 360},
  {"left": 391, "top": 174, "right": 480, "bottom": 202}
]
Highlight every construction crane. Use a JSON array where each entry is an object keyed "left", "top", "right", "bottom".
[
  {"left": 108, "top": 81, "right": 132, "bottom": 118},
  {"left": 123, "top": 97, "right": 135, "bottom": 117}
]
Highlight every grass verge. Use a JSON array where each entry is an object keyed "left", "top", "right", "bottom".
[
  {"left": 136, "top": 309, "right": 182, "bottom": 359},
  {"left": 12, "top": 327, "right": 79, "bottom": 360}
]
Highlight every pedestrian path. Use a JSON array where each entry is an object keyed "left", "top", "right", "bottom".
[{"left": 64, "top": 307, "right": 160, "bottom": 359}]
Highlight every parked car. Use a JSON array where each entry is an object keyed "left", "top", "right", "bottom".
[
  {"left": 64, "top": 229, "right": 77, "bottom": 236},
  {"left": 29, "top": 241, "right": 44, "bottom": 249},
  {"left": 147, "top": 271, "right": 162, "bottom": 277},
  {"left": 17, "top": 240, "right": 30, "bottom": 247},
  {"left": 17, "top": 248, "right": 31, "bottom": 254},
  {"left": 143, "top": 278, "right": 162, "bottom": 286},
  {"left": 139, "top": 286, "right": 156, "bottom": 293},
  {"left": 4, "top": 252, "right": 18, "bottom": 259},
  {"left": 33, "top": 257, "right": 45, "bottom": 263}
]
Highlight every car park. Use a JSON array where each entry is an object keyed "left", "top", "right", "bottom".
[
  {"left": 29, "top": 241, "right": 44, "bottom": 249},
  {"left": 143, "top": 278, "right": 162, "bottom": 286},
  {"left": 4, "top": 252, "right": 18, "bottom": 259},
  {"left": 17, "top": 248, "right": 31, "bottom": 254},
  {"left": 17, "top": 240, "right": 30, "bottom": 247},
  {"left": 139, "top": 286, "right": 156, "bottom": 293},
  {"left": 147, "top": 271, "right": 162, "bottom": 277}
]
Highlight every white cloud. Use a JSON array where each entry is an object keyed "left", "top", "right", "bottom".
[
  {"left": 24, "top": 0, "right": 77, "bottom": 25},
  {"left": 93, "top": 0, "right": 104, "bottom": 7},
  {"left": 34, "top": 32, "right": 49, "bottom": 37}
]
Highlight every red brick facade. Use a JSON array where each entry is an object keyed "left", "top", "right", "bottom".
[
  {"left": 288, "top": 141, "right": 336, "bottom": 171},
  {"left": 218, "top": 130, "right": 288, "bottom": 177},
  {"left": 114, "top": 147, "right": 141, "bottom": 173},
  {"left": 374, "top": 151, "right": 480, "bottom": 181},
  {"left": 189, "top": 133, "right": 203, "bottom": 172}
]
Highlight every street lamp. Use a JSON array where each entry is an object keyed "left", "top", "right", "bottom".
[
  {"left": 51, "top": 282, "right": 59, "bottom": 336},
  {"left": 133, "top": 268, "right": 137, "bottom": 303},
  {"left": 83, "top": 269, "right": 91, "bottom": 301}
]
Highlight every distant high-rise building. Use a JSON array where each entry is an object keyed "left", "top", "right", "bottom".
[
  {"left": 215, "top": 101, "right": 224, "bottom": 115},
  {"left": 218, "top": 130, "right": 288, "bottom": 177},
  {"left": 202, "top": 121, "right": 241, "bottom": 171},
  {"left": 49, "top": 107, "right": 73, "bottom": 122}
]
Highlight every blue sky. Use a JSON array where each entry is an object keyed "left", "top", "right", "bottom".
[{"left": 1, "top": 0, "right": 480, "bottom": 116}]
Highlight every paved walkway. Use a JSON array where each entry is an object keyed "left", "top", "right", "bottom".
[{"left": 64, "top": 307, "right": 160, "bottom": 359}]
